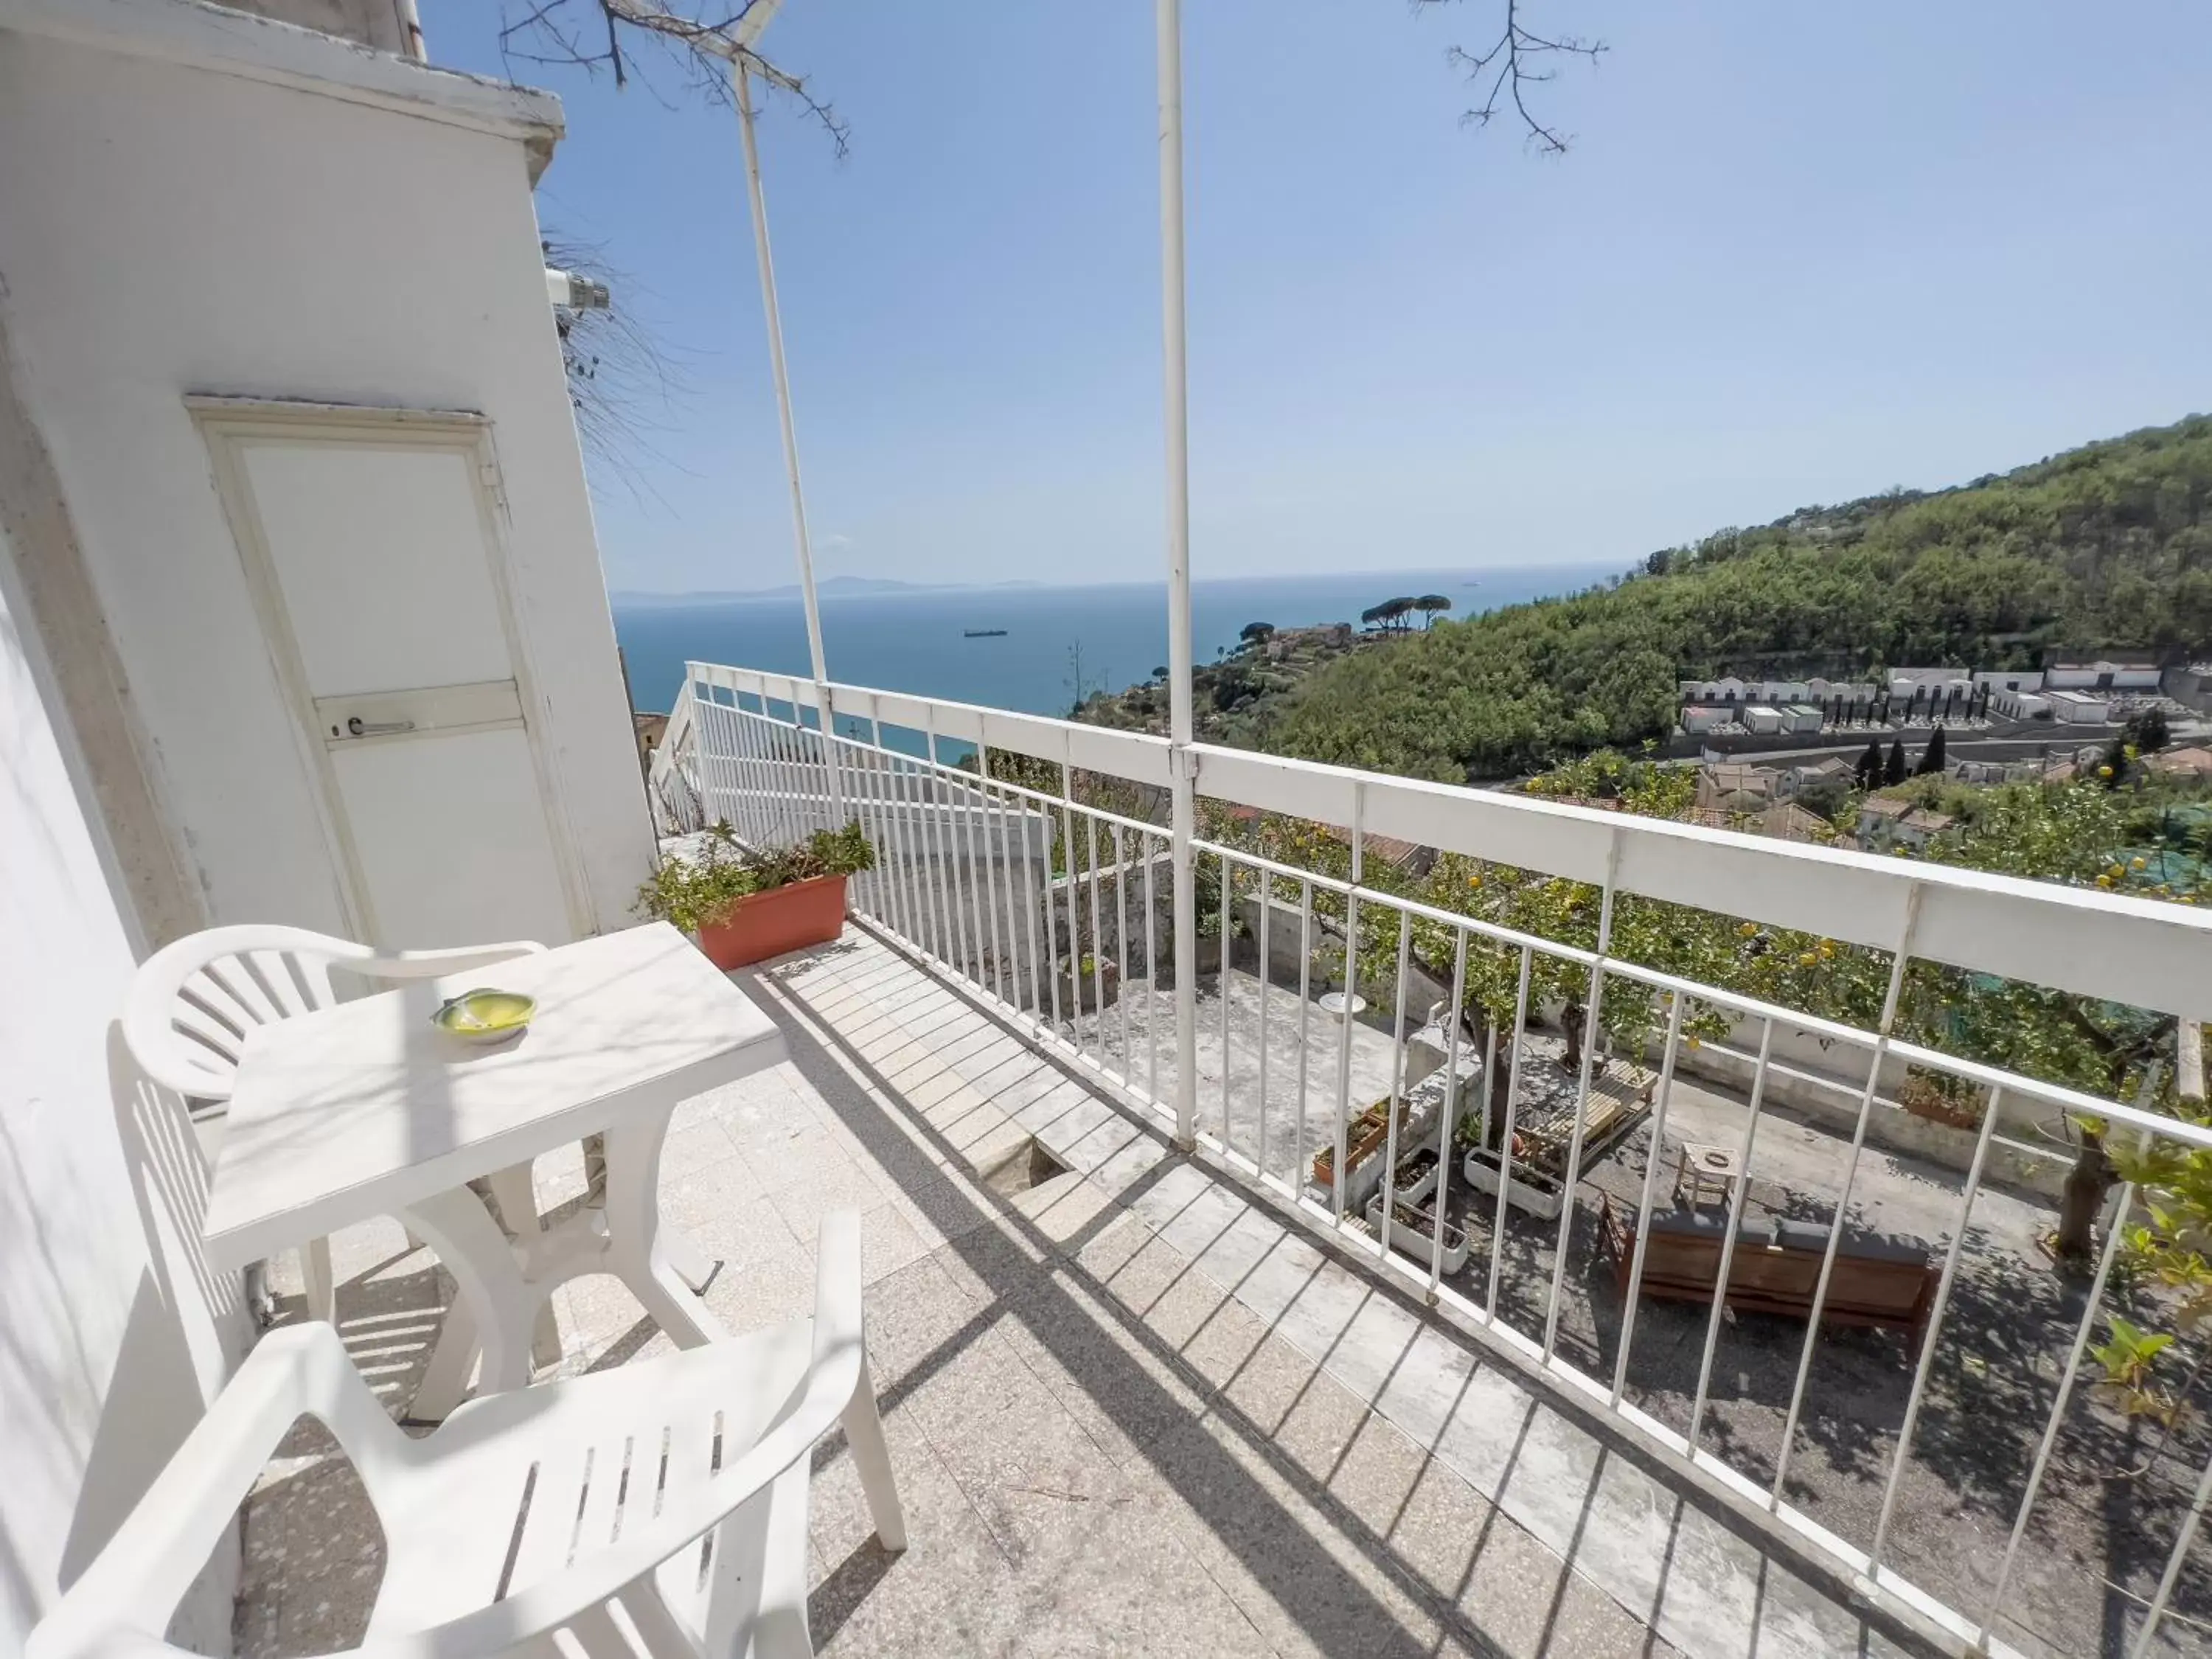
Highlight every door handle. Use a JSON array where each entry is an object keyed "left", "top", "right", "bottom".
[{"left": 346, "top": 716, "right": 417, "bottom": 737}]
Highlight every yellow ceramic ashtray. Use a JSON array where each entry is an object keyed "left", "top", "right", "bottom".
[{"left": 431, "top": 988, "right": 537, "bottom": 1045}]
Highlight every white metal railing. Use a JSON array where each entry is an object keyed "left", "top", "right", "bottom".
[{"left": 665, "top": 658, "right": 2212, "bottom": 1658}]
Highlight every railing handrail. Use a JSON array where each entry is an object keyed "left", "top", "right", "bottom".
[{"left": 683, "top": 657, "right": 2212, "bottom": 1023}]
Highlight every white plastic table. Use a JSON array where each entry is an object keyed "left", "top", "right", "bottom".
[{"left": 201, "top": 922, "right": 785, "bottom": 1417}]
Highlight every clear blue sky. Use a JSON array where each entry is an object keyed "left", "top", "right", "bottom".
[{"left": 428, "top": 1, "right": 2212, "bottom": 594}]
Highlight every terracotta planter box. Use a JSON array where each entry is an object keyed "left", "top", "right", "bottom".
[{"left": 695, "top": 874, "right": 849, "bottom": 970}]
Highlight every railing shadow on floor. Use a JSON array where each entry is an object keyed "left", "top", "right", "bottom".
[{"left": 742, "top": 939, "right": 1954, "bottom": 1659}]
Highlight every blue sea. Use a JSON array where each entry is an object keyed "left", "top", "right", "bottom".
[{"left": 613, "top": 564, "right": 1616, "bottom": 717}]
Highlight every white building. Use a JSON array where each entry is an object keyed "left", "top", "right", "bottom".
[
  {"left": 1740, "top": 704, "right": 1785, "bottom": 736},
  {"left": 2045, "top": 689, "right": 2114, "bottom": 725},
  {"left": 1989, "top": 686, "right": 2050, "bottom": 721},
  {"left": 1889, "top": 672, "right": 1972, "bottom": 704},
  {"left": 0, "top": 2, "right": 653, "bottom": 1644},
  {"left": 1680, "top": 704, "right": 1733, "bottom": 734},
  {"left": 2048, "top": 659, "right": 2160, "bottom": 692},
  {"left": 1781, "top": 703, "right": 1825, "bottom": 734},
  {"left": 1781, "top": 755, "right": 1854, "bottom": 796},
  {"left": 1805, "top": 677, "right": 1876, "bottom": 705},
  {"left": 1679, "top": 675, "right": 1747, "bottom": 703},
  {"left": 1952, "top": 757, "right": 2041, "bottom": 785},
  {"left": 1973, "top": 669, "right": 2045, "bottom": 694}
]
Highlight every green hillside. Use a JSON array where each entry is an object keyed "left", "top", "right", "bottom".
[{"left": 1261, "top": 416, "right": 2212, "bottom": 782}]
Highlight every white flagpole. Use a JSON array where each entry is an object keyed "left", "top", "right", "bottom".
[
  {"left": 1157, "top": 0, "right": 1197, "bottom": 1149},
  {"left": 733, "top": 53, "right": 842, "bottom": 825}
]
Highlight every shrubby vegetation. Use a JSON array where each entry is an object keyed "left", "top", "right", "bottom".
[{"left": 1262, "top": 417, "right": 2212, "bottom": 781}]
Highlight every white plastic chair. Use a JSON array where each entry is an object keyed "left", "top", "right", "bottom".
[
  {"left": 31, "top": 1211, "right": 905, "bottom": 1659},
  {"left": 123, "top": 924, "right": 550, "bottom": 1324}
]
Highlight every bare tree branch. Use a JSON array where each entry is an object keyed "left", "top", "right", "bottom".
[
  {"left": 498, "top": 0, "right": 849, "bottom": 156},
  {"left": 1419, "top": 0, "right": 1604, "bottom": 155},
  {"left": 544, "top": 234, "right": 696, "bottom": 509}
]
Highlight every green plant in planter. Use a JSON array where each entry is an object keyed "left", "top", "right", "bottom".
[{"left": 635, "top": 819, "right": 875, "bottom": 933}]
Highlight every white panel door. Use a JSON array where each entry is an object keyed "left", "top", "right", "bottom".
[{"left": 199, "top": 405, "right": 584, "bottom": 949}]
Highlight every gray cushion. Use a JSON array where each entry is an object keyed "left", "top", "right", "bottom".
[
  {"left": 1774, "top": 1217, "right": 1928, "bottom": 1266},
  {"left": 1648, "top": 1206, "right": 1775, "bottom": 1250}
]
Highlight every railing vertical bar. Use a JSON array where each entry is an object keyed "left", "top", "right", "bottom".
[
  {"left": 748, "top": 703, "right": 783, "bottom": 845},
  {"left": 728, "top": 699, "right": 760, "bottom": 840},
  {"left": 1219, "top": 851, "right": 1235, "bottom": 1155},
  {"left": 1609, "top": 990, "right": 1688, "bottom": 1408},
  {"left": 923, "top": 721, "right": 959, "bottom": 976},
  {"left": 1485, "top": 945, "right": 1534, "bottom": 1324},
  {"left": 1040, "top": 787, "right": 1066, "bottom": 1040},
  {"left": 885, "top": 742, "right": 922, "bottom": 950},
  {"left": 1086, "top": 811, "right": 1110, "bottom": 1066},
  {"left": 692, "top": 689, "right": 730, "bottom": 834},
  {"left": 1116, "top": 822, "right": 1134, "bottom": 1085},
  {"left": 1056, "top": 765, "right": 1081, "bottom": 1055},
  {"left": 996, "top": 774, "right": 1029, "bottom": 1017},
  {"left": 837, "top": 736, "right": 869, "bottom": 918},
  {"left": 1256, "top": 868, "right": 1273, "bottom": 1187},
  {"left": 783, "top": 703, "right": 810, "bottom": 832},
  {"left": 969, "top": 763, "right": 997, "bottom": 998},
  {"left": 807, "top": 712, "right": 831, "bottom": 834},
  {"left": 1295, "top": 877, "right": 1315, "bottom": 1199},
  {"left": 834, "top": 736, "right": 871, "bottom": 920},
  {"left": 973, "top": 770, "right": 1000, "bottom": 1000},
  {"left": 683, "top": 683, "right": 717, "bottom": 830},
  {"left": 1430, "top": 928, "right": 1470, "bottom": 1295},
  {"left": 1868, "top": 1084, "right": 2004, "bottom": 1574},
  {"left": 915, "top": 739, "right": 955, "bottom": 970},
  {"left": 1773, "top": 883, "right": 1925, "bottom": 1502},
  {"left": 933, "top": 723, "right": 975, "bottom": 981},
  {"left": 1332, "top": 786, "right": 1366, "bottom": 1227},
  {"left": 712, "top": 695, "right": 747, "bottom": 841},
  {"left": 891, "top": 748, "right": 928, "bottom": 961},
  {"left": 944, "top": 731, "right": 981, "bottom": 985},
  {"left": 757, "top": 704, "right": 792, "bottom": 844},
  {"left": 807, "top": 711, "right": 828, "bottom": 837},
  {"left": 849, "top": 737, "right": 884, "bottom": 925},
  {"left": 726, "top": 700, "right": 764, "bottom": 844},
  {"left": 1687, "top": 1016, "right": 1776, "bottom": 1453},
  {"left": 973, "top": 751, "right": 1009, "bottom": 1006},
  {"left": 808, "top": 709, "right": 830, "bottom": 835},
  {"left": 725, "top": 699, "right": 760, "bottom": 842},
  {"left": 1542, "top": 827, "right": 1625, "bottom": 1363},
  {"left": 1018, "top": 783, "right": 1049, "bottom": 1029},
  {"left": 771, "top": 704, "right": 804, "bottom": 845},
  {"left": 1145, "top": 835, "right": 1161, "bottom": 1105},
  {"left": 2127, "top": 1411, "right": 2212, "bottom": 1657},
  {"left": 1378, "top": 908, "right": 1414, "bottom": 1266},
  {"left": 1979, "top": 1180, "right": 2134, "bottom": 1646}
]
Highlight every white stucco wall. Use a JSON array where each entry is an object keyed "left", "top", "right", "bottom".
[
  {"left": 0, "top": 14, "right": 653, "bottom": 945},
  {"left": 0, "top": 532, "right": 243, "bottom": 1653}
]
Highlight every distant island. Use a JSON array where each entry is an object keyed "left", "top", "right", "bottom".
[
  {"left": 1074, "top": 414, "right": 2212, "bottom": 781},
  {"left": 611, "top": 576, "right": 1045, "bottom": 607}
]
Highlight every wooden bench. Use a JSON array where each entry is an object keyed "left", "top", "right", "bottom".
[{"left": 1599, "top": 1196, "right": 1938, "bottom": 1354}]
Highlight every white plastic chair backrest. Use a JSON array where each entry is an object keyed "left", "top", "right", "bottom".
[{"left": 123, "top": 925, "right": 544, "bottom": 1103}]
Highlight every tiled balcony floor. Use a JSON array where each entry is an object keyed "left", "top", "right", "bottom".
[{"left": 237, "top": 931, "right": 1955, "bottom": 1659}]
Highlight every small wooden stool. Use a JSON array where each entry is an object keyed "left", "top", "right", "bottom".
[{"left": 1675, "top": 1141, "right": 1743, "bottom": 1211}]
